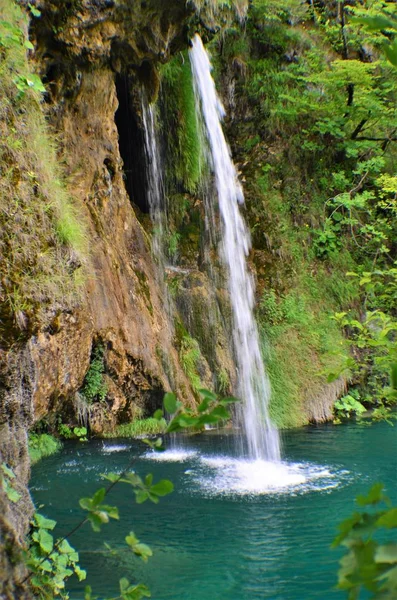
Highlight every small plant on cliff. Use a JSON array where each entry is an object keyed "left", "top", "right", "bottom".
[
  {"left": 1, "top": 464, "right": 21, "bottom": 503},
  {"left": 179, "top": 335, "right": 203, "bottom": 392},
  {"left": 80, "top": 344, "right": 107, "bottom": 404}
]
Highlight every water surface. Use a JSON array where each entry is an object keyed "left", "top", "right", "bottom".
[{"left": 31, "top": 421, "right": 396, "bottom": 599}]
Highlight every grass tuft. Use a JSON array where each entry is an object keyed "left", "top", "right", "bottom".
[
  {"left": 29, "top": 433, "right": 62, "bottom": 465},
  {"left": 102, "top": 418, "right": 167, "bottom": 439}
]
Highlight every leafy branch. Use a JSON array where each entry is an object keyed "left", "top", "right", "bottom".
[
  {"left": 21, "top": 389, "right": 238, "bottom": 599},
  {"left": 333, "top": 483, "right": 397, "bottom": 598}
]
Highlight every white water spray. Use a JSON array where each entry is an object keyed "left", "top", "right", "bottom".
[
  {"left": 189, "top": 34, "right": 280, "bottom": 462},
  {"left": 142, "top": 101, "right": 166, "bottom": 260}
]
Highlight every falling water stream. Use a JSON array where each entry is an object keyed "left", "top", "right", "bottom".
[
  {"left": 189, "top": 35, "right": 280, "bottom": 462},
  {"left": 141, "top": 101, "right": 166, "bottom": 261}
]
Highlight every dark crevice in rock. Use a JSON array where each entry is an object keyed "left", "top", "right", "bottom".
[{"left": 115, "top": 74, "right": 150, "bottom": 214}]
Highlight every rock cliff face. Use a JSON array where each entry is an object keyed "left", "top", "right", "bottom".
[
  {"left": 0, "top": 1, "right": 218, "bottom": 594},
  {"left": 25, "top": 0, "right": 203, "bottom": 425}
]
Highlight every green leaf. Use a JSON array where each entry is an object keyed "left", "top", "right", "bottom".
[
  {"left": 150, "top": 479, "right": 174, "bottom": 497},
  {"left": 91, "top": 488, "right": 106, "bottom": 506},
  {"left": 384, "top": 41, "right": 397, "bottom": 67},
  {"left": 3, "top": 480, "right": 21, "bottom": 503},
  {"left": 375, "top": 544, "right": 397, "bottom": 564},
  {"left": 166, "top": 417, "right": 183, "bottom": 433},
  {"left": 163, "top": 392, "right": 177, "bottom": 414},
  {"left": 135, "top": 490, "right": 149, "bottom": 504},
  {"left": 36, "top": 529, "right": 54, "bottom": 554},
  {"left": 133, "top": 543, "right": 153, "bottom": 562},
  {"left": 102, "top": 473, "right": 119, "bottom": 483},
  {"left": 87, "top": 513, "right": 104, "bottom": 532},
  {"left": 153, "top": 409, "right": 163, "bottom": 420},
  {"left": 377, "top": 508, "right": 397, "bottom": 529},
  {"left": 28, "top": 3, "right": 42, "bottom": 17},
  {"left": 40, "top": 560, "right": 52, "bottom": 572},
  {"left": 58, "top": 539, "right": 75, "bottom": 555},
  {"left": 357, "top": 483, "right": 388, "bottom": 506},
  {"left": 198, "top": 397, "right": 211, "bottom": 412},
  {"left": 219, "top": 396, "right": 239, "bottom": 405},
  {"left": 332, "top": 512, "right": 362, "bottom": 547},
  {"left": 198, "top": 389, "right": 217, "bottom": 401},
  {"left": 75, "top": 566, "right": 87, "bottom": 581},
  {"left": 178, "top": 415, "right": 199, "bottom": 428},
  {"left": 79, "top": 497, "right": 94, "bottom": 511},
  {"left": 125, "top": 532, "right": 153, "bottom": 562},
  {"left": 34, "top": 513, "right": 56, "bottom": 530},
  {"left": 1, "top": 464, "right": 15, "bottom": 479},
  {"left": 209, "top": 405, "right": 230, "bottom": 420},
  {"left": 196, "top": 414, "right": 220, "bottom": 427},
  {"left": 353, "top": 15, "right": 397, "bottom": 32},
  {"left": 120, "top": 472, "right": 142, "bottom": 487}
]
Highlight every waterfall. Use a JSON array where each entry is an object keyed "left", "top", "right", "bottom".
[
  {"left": 189, "top": 34, "right": 280, "bottom": 462},
  {"left": 141, "top": 100, "right": 166, "bottom": 261}
]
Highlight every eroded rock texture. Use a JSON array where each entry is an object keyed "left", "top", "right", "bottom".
[{"left": 0, "top": 1, "right": 205, "bottom": 595}]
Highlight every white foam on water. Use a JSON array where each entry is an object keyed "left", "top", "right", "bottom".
[
  {"left": 143, "top": 449, "right": 198, "bottom": 463},
  {"left": 193, "top": 455, "right": 349, "bottom": 497},
  {"left": 101, "top": 444, "right": 129, "bottom": 454}
]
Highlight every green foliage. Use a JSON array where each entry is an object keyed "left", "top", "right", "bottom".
[
  {"left": 79, "top": 487, "right": 119, "bottom": 532},
  {"left": 257, "top": 283, "right": 347, "bottom": 427},
  {"left": 333, "top": 483, "right": 397, "bottom": 599},
  {"left": 166, "top": 231, "right": 181, "bottom": 262},
  {"left": 84, "top": 579, "right": 150, "bottom": 600},
  {"left": 27, "top": 512, "right": 86, "bottom": 599},
  {"left": 102, "top": 472, "right": 174, "bottom": 507},
  {"left": 73, "top": 427, "right": 88, "bottom": 441},
  {"left": 1, "top": 463, "right": 21, "bottom": 503},
  {"left": 353, "top": 6, "right": 397, "bottom": 66},
  {"left": 57, "top": 423, "right": 73, "bottom": 439},
  {"left": 80, "top": 344, "right": 107, "bottom": 404},
  {"left": 215, "top": 0, "right": 397, "bottom": 427},
  {"left": 161, "top": 53, "right": 204, "bottom": 193},
  {"left": 102, "top": 418, "right": 167, "bottom": 439},
  {"left": 329, "top": 266, "right": 397, "bottom": 414},
  {"left": 125, "top": 532, "right": 153, "bottom": 563},
  {"left": 217, "top": 368, "right": 230, "bottom": 394},
  {"left": 157, "top": 389, "right": 238, "bottom": 434},
  {"left": 0, "top": 0, "right": 87, "bottom": 343},
  {"left": 179, "top": 335, "right": 203, "bottom": 392},
  {"left": 334, "top": 392, "right": 366, "bottom": 420},
  {"left": 29, "top": 434, "right": 63, "bottom": 464}
]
